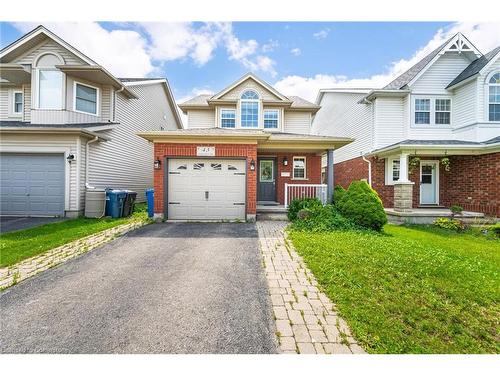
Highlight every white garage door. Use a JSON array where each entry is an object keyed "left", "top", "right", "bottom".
[
  {"left": 167, "top": 159, "right": 246, "bottom": 220},
  {"left": 0, "top": 153, "right": 65, "bottom": 217}
]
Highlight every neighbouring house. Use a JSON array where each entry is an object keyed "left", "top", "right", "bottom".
[
  {"left": 138, "top": 73, "right": 352, "bottom": 221},
  {"left": 0, "top": 25, "right": 182, "bottom": 217},
  {"left": 313, "top": 33, "right": 500, "bottom": 218}
]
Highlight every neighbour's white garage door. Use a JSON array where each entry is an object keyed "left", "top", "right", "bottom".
[
  {"left": 167, "top": 159, "right": 246, "bottom": 220},
  {"left": 0, "top": 153, "right": 65, "bottom": 217}
]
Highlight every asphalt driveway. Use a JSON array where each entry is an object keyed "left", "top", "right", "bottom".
[{"left": 0, "top": 223, "right": 277, "bottom": 354}]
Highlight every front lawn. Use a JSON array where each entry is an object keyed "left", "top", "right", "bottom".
[
  {"left": 0, "top": 204, "right": 148, "bottom": 267},
  {"left": 288, "top": 224, "right": 500, "bottom": 353}
]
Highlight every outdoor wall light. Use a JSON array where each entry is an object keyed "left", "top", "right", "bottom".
[
  {"left": 250, "top": 159, "right": 256, "bottom": 171},
  {"left": 66, "top": 154, "right": 75, "bottom": 163},
  {"left": 282, "top": 156, "right": 288, "bottom": 166},
  {"left": 154, "top": 158, "right": 162, "bottom": 170}
]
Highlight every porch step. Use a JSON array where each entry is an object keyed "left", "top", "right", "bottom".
[{"left": 256, "top": 212, "right": 289, "bottom": 221}]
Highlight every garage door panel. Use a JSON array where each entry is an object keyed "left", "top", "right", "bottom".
[
  {"left": 0, "top": 153, "right": 65, "bottom": 216},
  {"left": 167, "top": 158, "right": 246, "bottom": 220}
]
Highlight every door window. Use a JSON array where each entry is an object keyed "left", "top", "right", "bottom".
[
  {"left": 421, "top": 165, "right": 433, "bottom": 184},
  {"left": 259, "top": 160, "right": 274, "bottom": 182}
]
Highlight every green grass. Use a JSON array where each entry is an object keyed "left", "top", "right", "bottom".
[
  {"left": 288, "top": 224, "right": 500, "bottom": 353},
  {"left": 0, "top": 204, "right": 148, "bottom": 267}
]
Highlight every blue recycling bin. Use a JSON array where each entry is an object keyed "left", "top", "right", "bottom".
[
  {"left": 105, "top": 189, "right": 128, "bottom": 218},
  {"left": 146, "top": 188, "right": 154, "bottom": 218}
]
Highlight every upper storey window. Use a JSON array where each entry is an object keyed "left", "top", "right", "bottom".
[
  {"left": 488, "top": 72, "right": 500, "bottom": 122},
  {"left": 413, "top": 97, "right": 451, "bottom": 125},
  {"left": 240, "top": 90, "right": 259, "bottom": 128},
  {"left": 36, "top": 53, "right": 64, "bottom": 110},
  {"left": 75, "top": 82, "right": 98, "bottom": 115}
]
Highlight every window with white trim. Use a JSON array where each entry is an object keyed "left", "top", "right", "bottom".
[
  {"left": 385, "top": 157, "right": 401, "bottom": 185},
  {"left": 435, "top": 99, "right": 451, "bottom": 124},
  {"left": 414, "top": 99, "right": 430, "bottom": 124},
  {"left": 13, "top": 91, "right": 23, "bottom": 114},
  {"left": 264, "top": 109, "right": 279, "bottom": 129},
  {"left": 240, "top": 90, "right": 259, "bottom": 128},
  {"left": 75, "top": 82, "right": 98, "bottom": 115},
  {"left": 489, "top": 72, "right": 500, "bottom": 121},
  {"left": 220, "top": 109, "right": 236, "bottom": 128},
  {"left": 36, "top": 53, "right": 63, "bottom": 110},
  {"left": 293, "top": 157, "right": 306, "bottom": 179}
]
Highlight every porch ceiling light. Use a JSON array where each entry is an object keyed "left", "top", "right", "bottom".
[{"left": 250, "top": 158, "right": 256, "bottom": 171}]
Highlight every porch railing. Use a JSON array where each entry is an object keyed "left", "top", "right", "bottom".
[{"left": 284, "top": 183, "right": 328, "bottom": 208}]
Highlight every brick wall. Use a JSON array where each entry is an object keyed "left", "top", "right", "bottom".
[
  {"left": 153, "top": 143, "right": 258, "bottom": 216},
  {"left": 269, "top": 153, "right": 322, "bottom": 204},
  {"left": 334, "top": 153, "right": 500, "bottom": 216}
]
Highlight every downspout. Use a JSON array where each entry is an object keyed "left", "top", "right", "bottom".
[
  {"left": 85, "top": 136, "right": 99, "bottom": 189},
  {"left": 362, "top": 154, "right": 372, "bottom": 187}
]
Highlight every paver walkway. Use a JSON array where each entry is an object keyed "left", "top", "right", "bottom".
[{"left": 257, "top": 221, "right": 366, "bottom": 354}]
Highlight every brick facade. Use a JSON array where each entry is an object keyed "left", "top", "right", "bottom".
[
  {"left": 334, "top": 153, "right": 500, "bottom": 216},
  {"left": 270, "top": 153, "right": 322, "bottom": 205},
  {"left": 153, "top": 143, "right": 257, "bottom": 216}
]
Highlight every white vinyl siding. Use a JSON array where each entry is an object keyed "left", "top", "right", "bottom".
[
  {"left": 0, "top": 87, "right": 10, "bottom": 120},
  {"left": 23, "top": 84, "right": 31, "bottom": 122},
  {"left": 478, "top": 59, "right": 500, "bottom": 122},
  {"left": 312, "top": 92, "right": 373, "bottom": 164},
  {"left": 283, "top": 111, "right": 311, "bottom": 134},
  {"left": 410, "top": 53, "right": 471, "bottom": 95},
  {"left": 88, "top": 83, "right": 179, "bottom": 202},
  {"left": 452, "top": 79, "right": 476, "bottom": 128},
  {"left": 14, "top": 38, "right": 86, "bottom": 66},
  {"left": 187, "top": 109, "right": 216, "bottom": 129},
  {"left": 219, "top": 79, "right": 281, "bottom": 101},
  {"left": 374, "top": 97, "right": 405, "bottom": 148}
]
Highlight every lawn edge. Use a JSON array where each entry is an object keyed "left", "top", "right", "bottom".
[{"left": 0, "top": 218, "right": 150, "bottom": 290}]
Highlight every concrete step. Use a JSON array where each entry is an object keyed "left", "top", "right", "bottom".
[{"left": 256, "top": 212, "right": 289, "bottom": 221}]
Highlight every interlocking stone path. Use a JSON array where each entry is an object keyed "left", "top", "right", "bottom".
[
  {"left": 0, "top": 220, "right": 147, "bottom": 290},
  {"left": 257, "top": 221, "right": 366, "bottom": 354}
]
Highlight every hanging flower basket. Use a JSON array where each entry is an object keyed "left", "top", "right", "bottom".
[
  {"left": 409, "top": 156, "right": 420, "bottom": 174},
  {"left": 441, "top": 157, "right": 451, "bottom": 172}
]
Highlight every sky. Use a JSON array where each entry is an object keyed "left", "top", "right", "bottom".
[{"left": 1, "top": 21, "right": 500, "bottom": 107}]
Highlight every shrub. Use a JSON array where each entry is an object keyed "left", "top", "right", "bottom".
[
  {"left": 336, "top": 180, "right": 387, "bottom": 231},
  {"left": 450, "top": 205, "right": 464, "bottom": 215},
  {"left": 333, "top": 185, "right": 346, "bottom": 205},
  {"left": 287, "top": 197, "right": 323, "bottom": 221},
  {"left": 433, "top": 217, "right": 466, "bottom": 231},
  {"left": 489, "top": 223, "right": 500, "bottom": 237},
  {"left": 290, "top": 204, "right": 357, "bottom": 232}
]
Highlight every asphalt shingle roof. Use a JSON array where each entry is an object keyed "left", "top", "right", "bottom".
[
  {"left": 446, "top": 46, "right": 500, "bottom": 88},
  {"left": 179, "top": 94, "right": 318, "bottom": 108},
  {"left": 383, "top": 36, "right": 454, "bottom": 90},
  {"left": 0, "top": 121, "right": 117, "bottom": 128}
]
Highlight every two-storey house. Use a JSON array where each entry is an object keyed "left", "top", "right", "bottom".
[
  {"left": 138, "top": 73, "right": 352, "bottom": 221},
  {"left": 313, "top": 33, "right": 500, "bottom": 217},
  {"left": 0, "top": 25, "right": 182, "bottom": 217}
]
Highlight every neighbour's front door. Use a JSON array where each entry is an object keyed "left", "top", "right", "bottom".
[
  {"left": 257, "top": 158, "right": 276, "bottom": 202},
  {"left": 420, "top": 161, "right": 438, "bottom": 205}
]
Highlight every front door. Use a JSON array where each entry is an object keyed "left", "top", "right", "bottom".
[
  {"left": 420, "top": 161, "right": 439, "bottom": 205},
  {"left": 257, "top": 158, "right": 276, "bottom": 202}
]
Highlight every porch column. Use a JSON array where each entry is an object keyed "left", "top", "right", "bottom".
[
  {"left": 393, "top": 153, "right": 414, "bottom": 212},
  {"left": 326, "top": 149, "right": 334, "bottom": 203}
]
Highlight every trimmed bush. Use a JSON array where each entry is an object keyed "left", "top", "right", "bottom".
[
  {"left": 287, "top": 197, "right": 323, "bottom": 221},
  {"left": 488, "top": 223, "right": 500, "bottom": 237},
  {"left": 333, "top": 185, "right": 346, "bottom": 205},
  {"left": 297, "top": 208, "right": 312, "bottom": 220},
  {"left": 290, "top": 204, "right": 357, "bottom": 232},
  {"left": 450, "top": 205, "right": 464, "bottom": 215},
  {"left": 337, "top": 180, "right": 387, "bottom": 231}
]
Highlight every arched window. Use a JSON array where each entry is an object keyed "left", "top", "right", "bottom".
[
  {"left": 240, "top": 90, "right": 259, "bottom": 127},
  {"left": 488, "top": 72, "right": 500, "bottom": 121},
  {"left": 36, "top": 53, "right": 64, "bottom": 110}
]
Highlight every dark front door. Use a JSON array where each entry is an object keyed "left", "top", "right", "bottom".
[{"left": 257, "top": 158, "right": 277, "bottom": 202}]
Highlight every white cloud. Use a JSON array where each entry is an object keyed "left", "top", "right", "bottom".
[
  {"left": 275, "top": 22, "right": 500, "bottom": 102},
  {"left": 262, "top": 39, "right": 279, "bottom": 52},
  {"left": 290, "top": 48, "right": 301, "bottom": 56},
  {"left": 313, "top": 28, "right": 330, "bottom": 40},
  {"left": 13, "top": 22, "right": 154, "bottom": 77}
]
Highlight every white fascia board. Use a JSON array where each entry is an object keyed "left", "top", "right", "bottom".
[{"left": 122, "top": 79, "right": 167, "bottom": 87}]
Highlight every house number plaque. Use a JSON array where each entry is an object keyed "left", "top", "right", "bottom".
[{"left": 196, "top": 146, "right": 215, "bottom": 156}]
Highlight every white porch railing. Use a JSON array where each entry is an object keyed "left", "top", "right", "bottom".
[{"left": 284, "top": 183, "right": 328, "bottom": 208}]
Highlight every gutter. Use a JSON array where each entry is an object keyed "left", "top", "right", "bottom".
[
  {"left": 362, "top": 154, "right": 372, "bottom": 186},
  {"left": 85, "top": 136, "right": 99, "bottom": 189}
]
